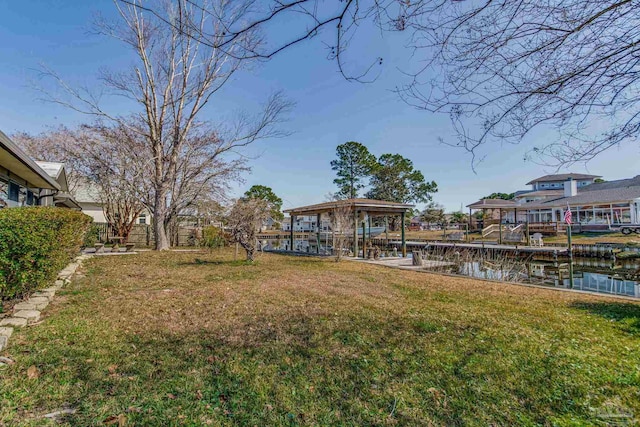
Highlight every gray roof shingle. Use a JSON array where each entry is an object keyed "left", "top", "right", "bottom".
[
  {"left": 466, "top": 199, "right": 517, "bottom": 209},
  {"left": 579, "top": 175, "right": 640, "bottom": 192},
  {"left": 526, "top": 173, "right": 601, "bottom": 185}
]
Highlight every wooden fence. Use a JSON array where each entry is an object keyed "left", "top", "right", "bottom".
[{"left": 94, "top": 223, "right": 200, "bottom": 247}]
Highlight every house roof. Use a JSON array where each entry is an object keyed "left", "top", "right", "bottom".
[
  {"left": 284, "top": 198, "right": 414, "bottom": 216},
  {"left": 513, "top": 190, "right": 563, "bottom": 199},
  {"left": 526, "top": 173, "right": 601, "bottom": 185},
  {"left": 53, "top": 192, "right": 82, "bottom": 210},
  {"left": 0, "top": 131, "right": 60, "bottom": 190},
  {"left": 466, "top": 199, "right": 517, "bottom": 209},
  {"left": 578, "top": 175, "right": 640, "bottom": 192},
  {"left": 34, "top": 161, "right": 70, "bottom": 192},
  {"left": 34, "top": 161, "right": 64, "bottom": 180}
]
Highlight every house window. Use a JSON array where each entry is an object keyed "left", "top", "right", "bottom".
[
  {"left": 138, "top": 213, "right": 146, "bottom": 224},
  {"left": 8, "top": 182, "right": 19, "bottom": 202},
  {"left": 612, "top": 204, "right": 631, "bottom": 224},
  {"left": 26, "top": 190, "right": 34, "bottom": 206}
]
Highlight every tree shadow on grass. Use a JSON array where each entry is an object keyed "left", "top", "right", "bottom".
[{"left": 570, "top": 301, "right": 640, "bottom": 335}]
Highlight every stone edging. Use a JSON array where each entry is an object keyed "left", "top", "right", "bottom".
[{"left": 0, "top": 254, "right": 92, "bottom": 352}]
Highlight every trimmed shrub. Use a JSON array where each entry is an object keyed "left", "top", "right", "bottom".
[
  {"left": 0, "top": 207, "right": 91, "bottom": 300},
  {"left": 200, "top": 226, "right": 228, "bottom": 250},
  {"left": 83, "top": 223, "right": 101, "bottom": 247}
]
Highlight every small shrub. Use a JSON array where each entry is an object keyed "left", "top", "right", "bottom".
[
  {"left": 0, "top": 207, "right": 91, "bottom": 300},
  {"left": 200, "top": 226, "right": 227, "bottom": 250},
  {"left": 83, "top": 224, "right": 101, "bottom": 247}
]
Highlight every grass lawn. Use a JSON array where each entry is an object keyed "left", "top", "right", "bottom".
[
  {"left": 543, "top": 232, "right": 640, "bottom": 245},
  {"left": 1, "top": 250, "right": 640, "bottom": 426}
]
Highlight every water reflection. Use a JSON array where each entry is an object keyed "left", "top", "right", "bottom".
[
  {"left": 262, "top": 236, "right": 640, "bottom": 298},
  {"left": 261, "top": 238, "right": 336, "bottom": 254},
  {"left": 445, "top": 260, "right": 640, "bottom": 298}
]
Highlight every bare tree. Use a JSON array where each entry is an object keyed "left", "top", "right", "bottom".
[
  {"left": 14, "top": 125, "right": 147, "bottom": 243},
  {"left": 129, "top": 0, "right": 640, "bottom": 166},
  {"left": 117, "top": 0, "right": 387, "bottom": 82},
  {"left": 97, "top": 176, "right": 146, "bottom": 244},
  {"left": 226, "top": 198, "right": 270, "bottom": 262},
  {"left": 329, "top": 203, "right": 354, "bottom": 261},
  {"left": 12, "top": 126, "right": 84, "bottom": 195},
  {"left": 396, "top": 0, "right": 640, "bottom": 168},
  {"left": 76, "top": 125, "right": 148, "bottom": 242},
  {"left": 39, "top": 1, "right": 291, "bottom": 250}
]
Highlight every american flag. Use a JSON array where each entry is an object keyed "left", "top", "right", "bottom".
[{"left": 564, "top": 206, "right": 572, "bottom": 225}]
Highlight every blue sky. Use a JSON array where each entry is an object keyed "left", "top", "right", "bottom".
[{"left": 1, "top": 1, "right": 638, "bottom": 212}]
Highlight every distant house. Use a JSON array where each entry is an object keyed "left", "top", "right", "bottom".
[
  {"left": 525, "top": 173, "right": 601, "bottom": 191},
  {"left": 520, "top": 176, "right": 640, "bottom": 226},
  {"left": 74, "top": 181, "right": 107, "bottom": 223},
  {"left": 0, "top": 130, "right": 79, "bottom": 209},
  {"left": 514, "top": 173, "right": 601, "bottom": 205},
  {"left": 468, "top": 173, "right": 640, "bottom": 229},
  {"left": 74, "top": 180, "right": 150, "bottom": 224},
  {"left": 409, "top": 216, "right": 423, "bottom": 230},
  {"left": 282, "top": 214, "right": 329, "bottom": 232}
]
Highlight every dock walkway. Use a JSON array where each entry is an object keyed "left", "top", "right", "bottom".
[
  {"left": 349, "top": 257, "right": 454, "bottom": 272},
  {"left": 423, "top": 241, "right": 568, "bottom": 254}
]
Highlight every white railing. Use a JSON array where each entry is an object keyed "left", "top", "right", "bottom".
[
  {"left": 482, "top": 223, "right": 524, "bottom": 240},
  {"left": 510, "top": 224, "right": 524, "bottom": 233},
  {"left": 482, "top": 224, "right": 502, "bottom": 238}
]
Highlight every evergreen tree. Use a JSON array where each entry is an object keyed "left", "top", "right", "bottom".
[
  {"left": 366, "top": 154, "right": 437, "bottom": 204},
  {"left": 331, "top": 141, "right": 377, "bottom": 199},
  {"left": 244, "top": 185, "right": 284, "bottom": 221}
]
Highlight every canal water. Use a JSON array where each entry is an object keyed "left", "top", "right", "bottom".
[
  {"left": 429, "top": 258, "right": 640, "bottom": 298},
  {"left": 262, "top": 238, "right": 640, "bottom": 298}
]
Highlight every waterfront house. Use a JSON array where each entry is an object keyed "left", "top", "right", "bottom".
[
  {"left": 468, "top": 173, "right": 640, "bottom": 230},
  {"left": 520, "top": 176, "right": 640, "bottom": 227},
  {"left": 74, "top": 180, "right": 150, "bottom": 224}
]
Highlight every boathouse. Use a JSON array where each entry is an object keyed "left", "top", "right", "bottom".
[{"left": 283, "top": 199, "right": 414, "bottom": 257}]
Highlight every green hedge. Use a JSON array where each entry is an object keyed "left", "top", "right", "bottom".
[
  {"left": 200, "top": 226, "right": 228, "bottom": 250},
  {"left": 0, "top": 207, "right": 91, "bottom": 300}
]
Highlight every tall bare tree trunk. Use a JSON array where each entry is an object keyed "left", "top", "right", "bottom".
[
  {"left": 154, "top": 189, "right": 170, "bottom": 251},
  {"left": 37, "top": 3, "right": 291, "bottom": 253}
]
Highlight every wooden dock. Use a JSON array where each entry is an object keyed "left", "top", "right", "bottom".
[
  {"left": 350, "top": 257, "right": 455, "bottom": 271},
  {"left": 377, "top": 240, "right": 568, "bottom": 255},
  {"left": 423, "top": 241, "right": 568, "bottom": 254}
]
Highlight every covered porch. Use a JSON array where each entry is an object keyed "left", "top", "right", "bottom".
[
  {"left": 466, "top": 199, "right": 525, "bottom": 228},
  {"left": 283, "top": 198, "right": 415, "bottom": 258}
]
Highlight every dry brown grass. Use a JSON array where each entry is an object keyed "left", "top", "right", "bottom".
[{"left": 1, "top": 250, "right": 639, "bottom": 426}]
